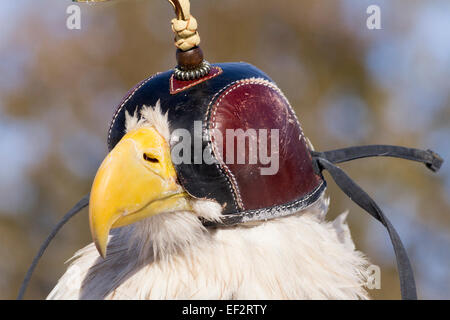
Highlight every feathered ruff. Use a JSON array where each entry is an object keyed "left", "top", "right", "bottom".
[
  {"left": 124, "top": 100, "right": 170, "bottom": 142},
  {"left": 47, "top": 195, "right": 371, "bottom": 300}
]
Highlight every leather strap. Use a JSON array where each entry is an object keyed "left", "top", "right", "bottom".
[
  {"left": 311, "top": 145, "right": 443, "bottom": 172},
  {"left": 310, "top": 145, "right": 443, "bottom": 299},
  {"left": 314, "top": 157, "right": 417, "bottom": 300},
  {"left": 17, "top": 195, "right": 90, "bottom": 300},
  {"left": 202, "top": 181, "right": 326, "bottom": 228}
]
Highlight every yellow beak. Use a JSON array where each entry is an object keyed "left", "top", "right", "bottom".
[{"left": 89, "top": 126, "right": 191, "bottom": 258}]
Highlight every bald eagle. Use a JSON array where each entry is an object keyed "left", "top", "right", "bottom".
[{"left": 47, "top": 103, "right": 370, "bottom": 300}]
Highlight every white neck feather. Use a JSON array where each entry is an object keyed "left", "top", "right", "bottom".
[{"left": 48, "top": 196, "right": 371, "bottom": 300}]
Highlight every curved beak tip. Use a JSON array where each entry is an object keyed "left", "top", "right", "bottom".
[{"left": 94, "top": 237, "right": 107, "bottom": 259}]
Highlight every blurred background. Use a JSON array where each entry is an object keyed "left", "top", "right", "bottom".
[{"left": 0, "top": 0, "right": 449, "bottom": 299}]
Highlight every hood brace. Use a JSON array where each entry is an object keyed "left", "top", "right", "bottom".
[{"left": 18, "top": 144, "right": 443, "bottom": 300}]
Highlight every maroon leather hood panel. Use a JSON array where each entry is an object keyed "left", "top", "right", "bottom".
[{"left": 207, "top": 79, "right": 322, "bottom": 211}]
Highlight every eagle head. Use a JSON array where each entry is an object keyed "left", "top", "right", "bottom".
[{"left": 90, "top": 121, "right": 193, "bottom": 258}]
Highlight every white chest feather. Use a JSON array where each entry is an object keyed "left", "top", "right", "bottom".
[{"left": 47, "top": 198, "right": 370, "bottom": 300}]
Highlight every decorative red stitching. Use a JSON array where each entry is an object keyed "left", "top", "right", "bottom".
[{"left": 170, "top": 67, "right": 223, "bottom": 95}]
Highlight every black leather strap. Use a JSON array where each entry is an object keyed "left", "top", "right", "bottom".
[
  {"left": 311, "top": 145, "right": 443, "bottom": 172},
  {"left": 314, "top": 157, "right": 418, "bottom": 300},
  {"left": 202, "top": 181, "right": 326, "bottom": 228},
  {"left": 311, "top": 146, "right": 443, "bottom": 300},
  {"left": 17, "top": 194, "right": 90, "bottom": 300}
]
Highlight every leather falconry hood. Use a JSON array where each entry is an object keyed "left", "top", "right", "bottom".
[
  {"left": 107, "top": 63, "right": 326, "bottom": 222},
  {"left": 18, "top": 0, "right": 444, "bottom": 301}
]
